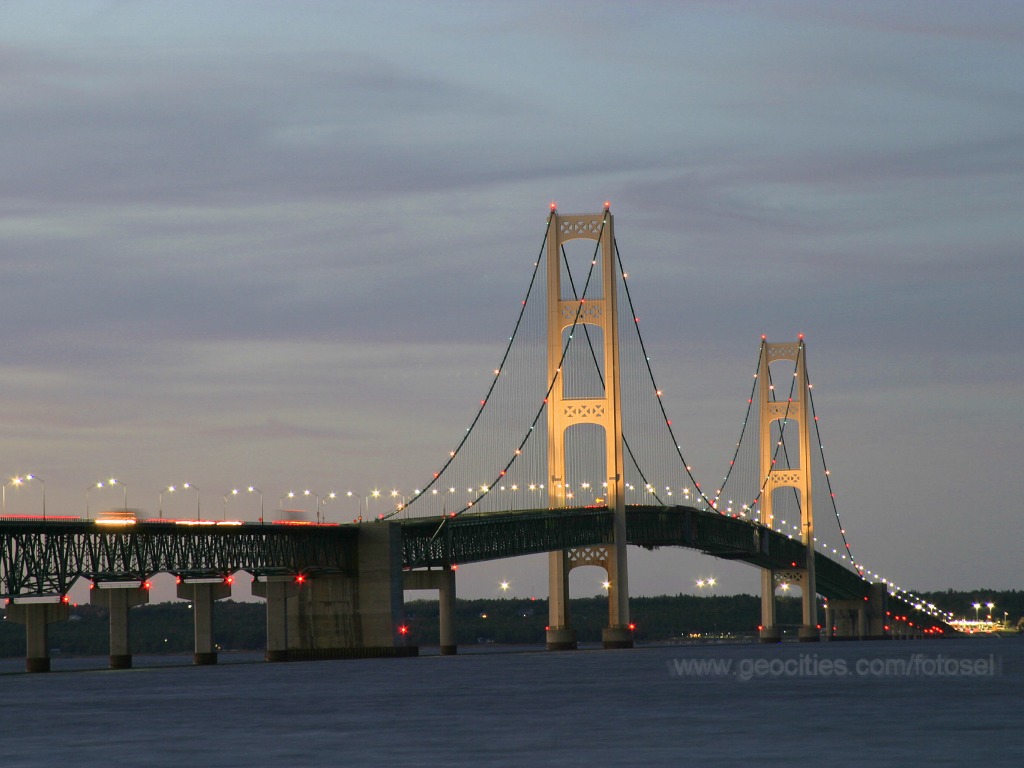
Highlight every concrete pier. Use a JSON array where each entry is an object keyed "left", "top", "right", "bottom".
[
  {"left": 404, "top": 566, "right": 457, "bottom": 655},
  {"left": 176, "top": 579, "right": 231, "bottom": 664},
  {"left": 546, "top": 550, "right": 577, "bottom": 650},
  {"left": 250, "top": 522, "right": 411, "bottom": 660},
  {"left": 251, "top": 575, "right": 300, "bottom": 662},
  {"left": 90, "top": 582, "right": 150, "bottom": 669},
  {"left": 5, "top": 598, "right": 69, "bottom": 673}
]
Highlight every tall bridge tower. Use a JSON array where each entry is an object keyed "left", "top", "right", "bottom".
[
  {"left": 758, "top": 337, "right": 820, "bottom": 642},
  {"left": 545, "top": 204, "right": 633, "bottom": 650}
]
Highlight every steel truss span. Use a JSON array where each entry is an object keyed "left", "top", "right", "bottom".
[{"left": 0, "top": 521, "right": 358, "bottom": 597}]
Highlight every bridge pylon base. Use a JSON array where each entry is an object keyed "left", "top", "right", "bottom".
[
  {"left": 798, "top": 626, "right": 821, "bottom": 643},
  {"left": 546, "top": 626, "right": 577, "bottom": 651},
  {"left": 759, "top": 627, "right": 782, "bottom": 644},
  {"left": 602, "top": 625, "right": 634, "bottom": 649},
  {"left": 109, "top": 654, "right": 133, "bottom": 670}
]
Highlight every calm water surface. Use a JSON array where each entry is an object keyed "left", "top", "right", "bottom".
[{"left": 1, "top": 637, "right": 1020, "bottom": 767}]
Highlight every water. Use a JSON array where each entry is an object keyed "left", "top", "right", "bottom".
[{"left": 1, "top": 637, "right": 1021, "bottom": 766}]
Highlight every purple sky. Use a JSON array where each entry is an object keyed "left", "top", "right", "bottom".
[{"left": 1, "top": 1, "right": 1022, "bottom": 604}]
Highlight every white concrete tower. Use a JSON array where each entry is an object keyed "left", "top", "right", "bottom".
[
  {"left": 544, "top": 204, "right": 632, "bottom": 650},
  {"left": 758, "top": 337, "right": 819, "bottom": 642}
]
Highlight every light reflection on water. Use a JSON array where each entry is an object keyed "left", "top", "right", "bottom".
[{"left": 0, "top": 637, "right": 1021, "bottom": 767}]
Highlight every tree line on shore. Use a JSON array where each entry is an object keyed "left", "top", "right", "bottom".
[{"left": 1, "top": 589, "right": 1018, "bottom": 657}]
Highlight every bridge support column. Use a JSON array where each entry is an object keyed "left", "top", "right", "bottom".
[
  {"left": 602, "top": 535, "right": 633, "bottom": 649},
  {"left": 251, "top": 576, "right": 300, "bottom": 662},
  {"left": 404, "top": 566, "right": 457, "bottom": 655},
  {"left": 759, "top": 570, "right": 781, "bottom": 643},
  {"left": 5, "top": 598, "right": 69, "bottom": 673},
  {"left": 546, "top": 551, "right": 577, "bottom": 650},
  {"left": 90, "top": 583, "right": 150, "bottom": 669},
  {"left": 177, "top": 579, "right": 231, "bottom": 665},
  {"left": 265, "top": 523, "right": 410, "bottom": 659},
  {"left": 868, "top": 583, "right": 889, "bottom": 639}
]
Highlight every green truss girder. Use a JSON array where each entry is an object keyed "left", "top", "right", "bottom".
[{"left": 0, "top": 521, "right": 358, "bottom": 597}]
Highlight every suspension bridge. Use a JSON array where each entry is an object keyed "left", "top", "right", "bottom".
[{"left": 1, "top": 205, "right": 955, "bottom": 671}]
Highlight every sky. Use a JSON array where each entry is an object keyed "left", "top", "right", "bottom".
[{"left": 1, "top": 1, "right": 1022, "bottom": 606}]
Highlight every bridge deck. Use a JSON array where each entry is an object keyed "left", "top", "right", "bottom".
[
  {"left": 0, "top": 520, "right": 358, "bottom": 597},
  {"left": 401, "top": 505, "right": 871, "bottom": 603}
]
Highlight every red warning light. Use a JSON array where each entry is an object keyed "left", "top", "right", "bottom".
[
  {"left": 398, "top": 625, "right": 409, "bottom": 635},
  {"left": 603, "top": 200, "right": 611, "bottom": 210},
  {"left": 628, "top": 623, "right": 636, "bottom": 631},
  {"left": 295, "top": 574, "right": 306, "bottom": 584}
]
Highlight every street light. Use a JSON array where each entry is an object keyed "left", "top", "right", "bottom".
[
  {"left": 223, "top": 489, "right": 240, "bottom": 521},
  {"left": 247, "top": 486, "right": 264, "bottom": 523},
  {"left": 973, "top": 602, "right": 981, "bottom": 622},
  {"left": 303, "top": 490, "right": 320, "bottom": 524},
  {"left": 390, "top": 489, "right": 407, "bottom": 517},
  {"left": 321, "top": 492, "right": 339, "bottom": 523},
  {"left": 86, "top": 478, "right": 126, "bottom": 519},
  {"left": 346, "top": 491, "right": 365, "bottom": 523},
  {"left": 986, "top": 602, "right": 995, "bottom": 621},
  {"left": 162, "top": 483, "right": 200, "bottom": 519},
  {"left": 183, "top": 482, "right": 200, "bottom": 520},
  {"left": 3, "top": 475, "right": 45, "bottom": 519},
  {"left": 159, "top": 486, "right": 173, "bottom": 518}
]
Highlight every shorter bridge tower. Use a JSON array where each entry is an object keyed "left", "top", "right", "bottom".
[{"left": 758, "top": 337, "right": 819, "bottom": 642}]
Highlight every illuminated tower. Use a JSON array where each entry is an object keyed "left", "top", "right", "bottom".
[
  {"left": 544, "top": 204, "right": 632, "bottom": 650},
  {"left": 758, "top": 337, "right": 819, "bottom": 642}
]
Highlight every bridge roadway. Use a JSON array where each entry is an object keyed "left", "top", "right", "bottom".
[
  {"left": 402, "top": 504, "right": 869, "bottom": 601},
  {"left": 0, "top": 506, "right": 948, "bottom": 631},
  {"left": 403, "top": 504, "right": 953, "bottom": 634}
]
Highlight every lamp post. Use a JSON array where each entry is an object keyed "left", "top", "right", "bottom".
[
  {"left": 183, "top": 482, "right": 200, "bottom": 520},
  {"left": 390, "top": 489, "right": 407, "bottom": 517},
  {"left": 321, "top": 492, "right": 339, "bottom": 523},
  {"left": 223, "top": 489, "right": 239, "bottom": 521},
  {"left": 346, "top": 491, "right": 365, "bottom": 523},
  {"left": 303, "top": 490, "right": 320, "bottom": 524},
  {"left": 86, "top": 478, "right": 126, "bottom": 519},
  {"left": 247, "top": 486, "right": 264, "bottom": 523},
  {"left": 4, "top": 475, "right": 45, "bottom": 519},
  {"left": 986, "top": 602, "right": 995, "bottom": 622},
  {"left": 163, "top": 483, "right": 199, "bottom": 519},
  {"left": 159, "top": 486, "right": 174, "bottom": 518},
  {"left": 973, "top": 602, "right": 981, "bottom": 622}
]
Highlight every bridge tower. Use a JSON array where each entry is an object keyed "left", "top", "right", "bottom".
[
  {"left": 545, "top": 204, "right": 632, "bottom": 650},
  {"left": 758, "top": 337, "right": 819, "bottom": 642}
]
